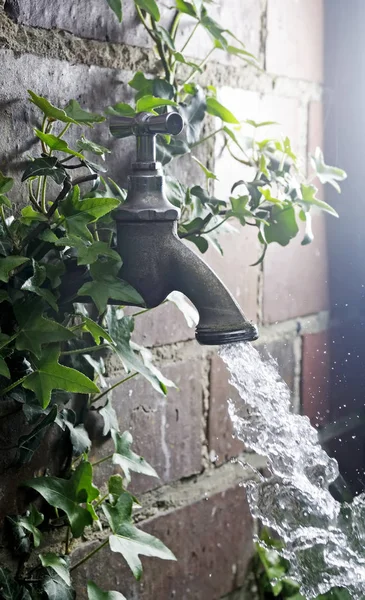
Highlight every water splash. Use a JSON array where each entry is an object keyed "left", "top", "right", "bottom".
[{"left": 220, "top": 342, "right": 365, "bottom": 599}]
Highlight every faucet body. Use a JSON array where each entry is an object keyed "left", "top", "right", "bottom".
[{"left": 111, "top": 112, "right": 258, "bottom": 345}]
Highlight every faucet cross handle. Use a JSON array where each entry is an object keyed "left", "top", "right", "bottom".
[{"left": 110, "top": 111, "right": 184, "bottom": 167}]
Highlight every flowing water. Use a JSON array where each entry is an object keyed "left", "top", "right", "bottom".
[{"left": 219, "top": 342, "right": 365, "bottom": 599}]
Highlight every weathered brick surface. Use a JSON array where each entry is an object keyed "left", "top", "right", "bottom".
[
  {"left": 301, "top": 330, "right": 330, "bottom": 426},
  {"left": 71, "top": 485, "right": 254, "bottom": 600},
  {"left": 263, "top": 213, "right": 329, "bottom": 323},
  {"left": 208, "top": 339, "right": 297, "bottom": 464},
  {"left": 126, "top": 301, "right": 195, "bottom": 348},
  {"left": 266, "top": 0, "right": 324, "bottom": 82},
  {"left": 86, "top": 358, "right": 203, "bottom": 494}
]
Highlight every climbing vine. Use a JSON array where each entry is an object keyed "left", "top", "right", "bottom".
[{"left": 0, "top": 1, "right": 346, "bottom": 598}]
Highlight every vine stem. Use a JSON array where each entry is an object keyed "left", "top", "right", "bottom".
[
  {"left": 181, "top": 46, "right": 216, "bottom": 89},
  {"left": 61, "top": 343, "right": 110, "bottom": 356},
  {"left": 58, "top": 122, "right": 71, "bottom": 139},
  {"left": 90, "top": 372, "right": 138, "bottom": 405},
  {"left": 0, "top": 206, "right": 12, "bottom": 240},
  {"left": 0, "top": 375, "right": 27, "bottom": 397},
  {"left": 65, "top": 526, "right": 71, "bottom": 555},
  {"left": 133, "top": 299, "right": 168, "bottom": 317},
  {"left": 180, "top": 21, "right": 199, "bottom": 53},
  {"left": 92, "top": 454, "right": 113, "bottom": 467},
  {"left": 70, "top": 538, "right": 109, "bottom": 572},
  {"left": 203, "top": 216, "right": 230, "bottom": 235},
  {"left": 190, "top": 127, "right": 224, "bottom": 149}
]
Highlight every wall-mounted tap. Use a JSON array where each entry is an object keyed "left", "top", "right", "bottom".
[{"left": 110, "top": 111, "right": 258, "bottom": 345}]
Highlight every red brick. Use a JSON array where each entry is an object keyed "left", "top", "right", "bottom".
[
  {"left": 266, "top": 0, "right": 324, "bottom": 83},
  {"left": 86, "top": 359, "right": 203, "bottom": 494},
  {"left": 71, "top": 485, "right": 254, "bottom": 600},
  {"left": 126, "top": 301, "right": 195, "bottom": 348},
  {"left": 301, "top": 330, "right": 330, "bottom": 426},
  {"left": 263, "top": 212, "right": 329, "bottom": 323},
  {"left": 208, "top": 339, "right": 296, "bottom": 464}
]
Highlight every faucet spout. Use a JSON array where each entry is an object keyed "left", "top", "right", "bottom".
[{"left": 117, "top": 220, "right": 258, "bottom": 345}]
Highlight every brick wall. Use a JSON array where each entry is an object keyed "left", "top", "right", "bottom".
[{"left": 0, "top": 1, "right": 343, "bottom": 598}]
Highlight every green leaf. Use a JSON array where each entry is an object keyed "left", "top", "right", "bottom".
[
  {"left": 64, "top": 100, "right": 105, "bottom": 127},
  {"left": 135, "top": 95, "right": 177, "bottom": 113},
  {"left": 28, "top": 90, "right": 78, "bottom": 124},
  {"left": 191, "top": 156, "right": 217, "bottom": 180},
  {"left": 55, "top": 236, "right": 120, "bottom": 266},
  {"left": 179, "top": 86, "right": 206, "bottom": 145},
  {"left": 300, "top": 183, "right": 339, "bottom": 217},
  {"left": 228, "top": 195, "right": 256, "bottom": 225},
  {"left": 106, "top": 103, "right": 136, "bottom": 118},
  {"left": 21, "top": 259, "right": 58, "bottom": 311},
  {"left": 23, "top": 345, "right": 99, "bottom": 408},
  {"left": 17, "top": 505, "right": 44, "bottom": 548},
  {"left": 103, "top": 492, "right": 176, "bottom": 580},
  {"left": 78, "top": 260, "right": 144, "bottom": 314},
  {"left": 0, "top": 171, "right": 14, "bottom": 194},
  {"left": 0, "top": 194, "right": 11, "bottom": 208},
  {"left": 22, "top": 157, "right": 66, "bottom": 185},
  {"left": 87, "top": 581, "right": 126, "bottom": 600},
  {"left": 99, "top": 398, "right": 119, "bottom": 436},
  {"left": 134, "top": 0, "right": 160, "bottom": 21},
  {"left": 15, "top": 300, "right": 74, "bottom": 358},
  {"left": 112, "top": 430, "right": 158, "bottom": 485},
  {"left": 0, "top": 256, "right": 29, "bottom": 282},
  {"left": 61, "top": 187, "right": 120, "bottom": 221},
  {"left": 226, "top": 45, "right": 256, "bottom": 61},
  {"left": 20, "top": 206, "right": 48, "bottom": 225},
  {"left": 81, "top": 316, "right": 114, "bottom": 345},
  {"left": 0, "top": 567, "right": 31, "bottom": 600},
  {"left": 156, "top": 137, "right": 190, "bottom": 165},
  {"left": 16, "top": 405, "right": 58, "bottom": 464},
  {"left": 175, "top": 0, "right": 197, "bottom": 17},
  {"left": 106, "top": 307, "right": 174, "bottom": 394},
  {"left": 34, "top": 130, "right": 84, "bottom": 158},
  {"left": 0, "top": 356, "right": 10, "bottom": 378},
  {"left": 56, "top": 409, "right": 92, "bottom": 457},
  {"left": 106, "top": 0, "right": 122, "bottom": 21},
  {"left": 245, "top": 119, "right": 278, "bottom": 128},
  {"left": 167, "top": 291, "right": 198, "bottom": 328},
  {"left": 108, "top": 474, "right": 125, "bottom": 504},
  {"left": 264, "top": 204, "right": 299, "bottom": 246},
  {"left": 283, "top": 136, "right": 296, "bottom": 161},
  {"left": 40, "top": 554, "right": 71, "bottom": 586},
  {"left": 310, "top": 146, "right": 347, "bottom": 192},
  {"left": 200, "top": 10, "right": 228, "bottom": 49},
  {"left": 42, "top": 571, "right": 75, "bottom": 600},
  {"left": 206, "top": 97, "right": 239, "bottom": 123},
  {"left": 24, "top": 461, "right": 99, "bottom": 538},
  {"left": 76, "top": 136, "right": 111, "bottom": 158}
]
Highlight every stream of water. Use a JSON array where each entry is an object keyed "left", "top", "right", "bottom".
[{"left": 219, "top": 342, "right": 365, "bottom": 599}]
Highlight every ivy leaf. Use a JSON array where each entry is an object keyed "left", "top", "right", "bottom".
[
  {"left": 179, "top": 86, "right": 206, "bottom": 145},
  {"left": 87, "top": 581, "right": 126, "bottom": 600},
  {"left": 106, "top": 103, "right": 136, "bottom": 118},
  {"left": 156, "top": 137, "right": 190, "bottom": 165},
  {"left": 106, "top": 307, "right": 174, "bottom": 394},
  {"left": 56, "top": 236, "right": 120, "bottom": 266},
  {"left": 300, "top": 183, "right": 339, "bottom": 217},
  {"left": 20, "top": 206, "right": 48, "bottom": 225},
  {"left": 64, "top": 100, "right": 105, "bottom": 127},
  {"left": 134, "top": 0, "right": 160, "bottom": 21},
  {"left": 0, "top": 171, "right": 14, "bottom": 194},
  {"left": 81, "top": 316, "right": 114, "bottom": 345},
  {"left": 76, "top": 136, "right": 111, "bottom": 158},
  {"left": 103, "top": 492, "right": 176, "bottom": 580},
  {"left": 99, "top": 398, "right": 119, "bottom": 436},
  {"left": 42, "top": 570, "right": 75, "bottom": 600},
  {"left": 108, "top": 475, "right": 125, "bottom": 504},
  {"left": 0, "top": 567, "right": 31, "bottom": 600},
  {"left": 21, "top": 259, "right": 58, "bottom": 311},
  {"left": 245, "top": 119, "right": 278, "bottom": 129},
  {"left": 28, "top": 90, "right": 78, "bottom": 124},
  {"left": 0, "top": 194, "right": 11, "bottom": 208},
  {"left": 17, "top": 505, "right": 44, "bottom": 548},
  {"left": 191, "top": 156, "right": 217, "bottom": 180},
  {"left": 0, "top": 256, "right": 29, "bottom": 282},
  {"left": 310, "top": 147, "right": 347, "bottom": 192},
  {"left": 56, "top": 408, "right": 92, "bottom": 456},
  {"left": 135, "top": 95, "right": 177, "bottom": 113},
  {"left": 206, "top": 97, "right": 239, "bottom": 123},
  {"left": 264, "top": 204, "right": 299, "bottom": 246},
  {"left": 22, "top": 157, "right": 67, "bottom": 185},
  {"left": 16, "top": 405, "right": 58, "bottom": 464},
  {"left": 40, "top": 554, "right": 71, "bottom": 586},
  {"left": 24, "top": 461, "right": 99, "bottom": 538},
  {"left": 34, "top": 130, "right": 84, "bottom": 159},
  {"left": 175, "top": 0, "right": 198, "bottom": 18},
  {"left": 112, "top": 430, "right": 158, "bottom": 485},
  {"left": 61, "top": 187, "right": 120, "bottom": 221},
  {"left": 0, "top": 356, "right": 10, "bottom": 378},
  {"left": 167, "top": 291, "right": 199, "bottom": 328},
  {"left": 23, "top": 345, "right": 99, "bottom": 408},
  {"left": 106, "top": 0, "right": 123, "bottom": 21},
  {"left": 15, "top": 300, "right": 74, "bottom": 358}
]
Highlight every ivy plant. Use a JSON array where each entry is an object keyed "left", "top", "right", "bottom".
[{"left": 0, "top": 0, "right": 347, "bottom": 599}]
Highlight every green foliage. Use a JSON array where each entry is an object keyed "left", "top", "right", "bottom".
[
  {"left": 112, "top": 430, "right": 159, "bottom": 485},
  {"left": 87, "top": 581, "right": 126, "bottom": 600}
]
